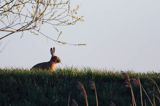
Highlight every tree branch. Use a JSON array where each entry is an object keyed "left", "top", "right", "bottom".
[{"left": 0, "top": 0, "right": 84, "bottom": 46}]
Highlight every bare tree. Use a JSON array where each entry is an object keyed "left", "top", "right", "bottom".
[{"left": 0, "top": 0, "right": 85, "bottom": 45}]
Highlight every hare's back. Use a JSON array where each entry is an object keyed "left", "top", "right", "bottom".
[{"left": 31, "top": 62, "right": 50, "bottom": 70}]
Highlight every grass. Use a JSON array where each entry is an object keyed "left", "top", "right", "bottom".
[{"left": 0, "top": 68, "right": 160, "bottom": 106}]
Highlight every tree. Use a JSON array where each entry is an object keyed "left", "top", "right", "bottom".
[{"left": 0, "top": 0, "right": 85, "bottom": 45}]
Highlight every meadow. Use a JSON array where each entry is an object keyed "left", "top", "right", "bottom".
[{"left": 0, "top": 68, "right": 160, "bottom": 106}]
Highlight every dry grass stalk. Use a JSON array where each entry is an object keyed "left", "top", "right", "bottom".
[
  {"left": 131, "top": 78, "right": 143, "bottom": 106},
  {"left": 155, "top": 95, "right": 160, "bottom": 103},
  {"left": 90, "top": 80, "right": 99, "bottom": 106},
  {"left": 122, "top": 72, "right": 137, "bottom": 106},
  {"left": 149, "top": 78, "right": 160, "bottom": 105},
  {"left": 77, "top": 81, "right": 88, "bottom": 106},
  {"left": 71, "top": 99, "right": 78, "bottom": 106},
  {"left": 138, "top": 79, "right": 144, "bottom": 106},
  {"left": 68, "top": 93, "right": 71, "bottom": 106},
  {"left": 132, "top": 77, "right": 160, "bottom": 106},
  {"left": 153, "top": 93, "right": 156, "bottom": 106},
  {"left": 141, "top": 85, "right": 153, "bottom": 105},
  {"left": 149, "top": 78, "right": 160, "bottom": 95}
]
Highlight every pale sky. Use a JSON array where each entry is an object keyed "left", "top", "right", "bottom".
[{"left": 0, "top": 0, "right": 160, "bottom": 72}]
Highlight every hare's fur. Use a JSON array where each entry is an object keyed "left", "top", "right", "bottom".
[{"left": 31, "top": 47, "right": 60, "bottom": 72}]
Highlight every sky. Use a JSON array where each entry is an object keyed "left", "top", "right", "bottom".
[{"left": 0, "top": 0, "right": 160, "bottom": 72}]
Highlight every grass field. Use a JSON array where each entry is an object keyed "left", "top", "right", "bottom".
[{"left": 0, "top": 68, "right": 160, "bottom": 106}]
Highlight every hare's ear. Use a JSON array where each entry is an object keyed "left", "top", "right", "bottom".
[{"left": 50, "top": 47, "right": 55, "bottom": 56}]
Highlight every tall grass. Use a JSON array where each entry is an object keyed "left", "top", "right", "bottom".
[{"left": 0, "top": 68, "right": 160, "bottom": 106}]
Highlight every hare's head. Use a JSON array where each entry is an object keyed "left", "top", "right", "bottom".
[{"left": 50, "top": 47, "right": 61, "bottom": 63}]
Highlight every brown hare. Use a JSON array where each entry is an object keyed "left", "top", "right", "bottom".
[{"left": 31, "top": 47, "right": 61, "bottom": 72}]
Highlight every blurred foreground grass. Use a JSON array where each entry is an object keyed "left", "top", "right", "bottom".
[{"left": 0, "top": 68, "right": 159, "bottom": 106}]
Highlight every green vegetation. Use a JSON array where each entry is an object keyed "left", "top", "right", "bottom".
[{"left": 0, "top": 68, "right": 160, "bottom": 106}]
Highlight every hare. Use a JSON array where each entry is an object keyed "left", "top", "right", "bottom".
[{"left": 31, "top": 47, "right": 61, "bottom": 72}]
